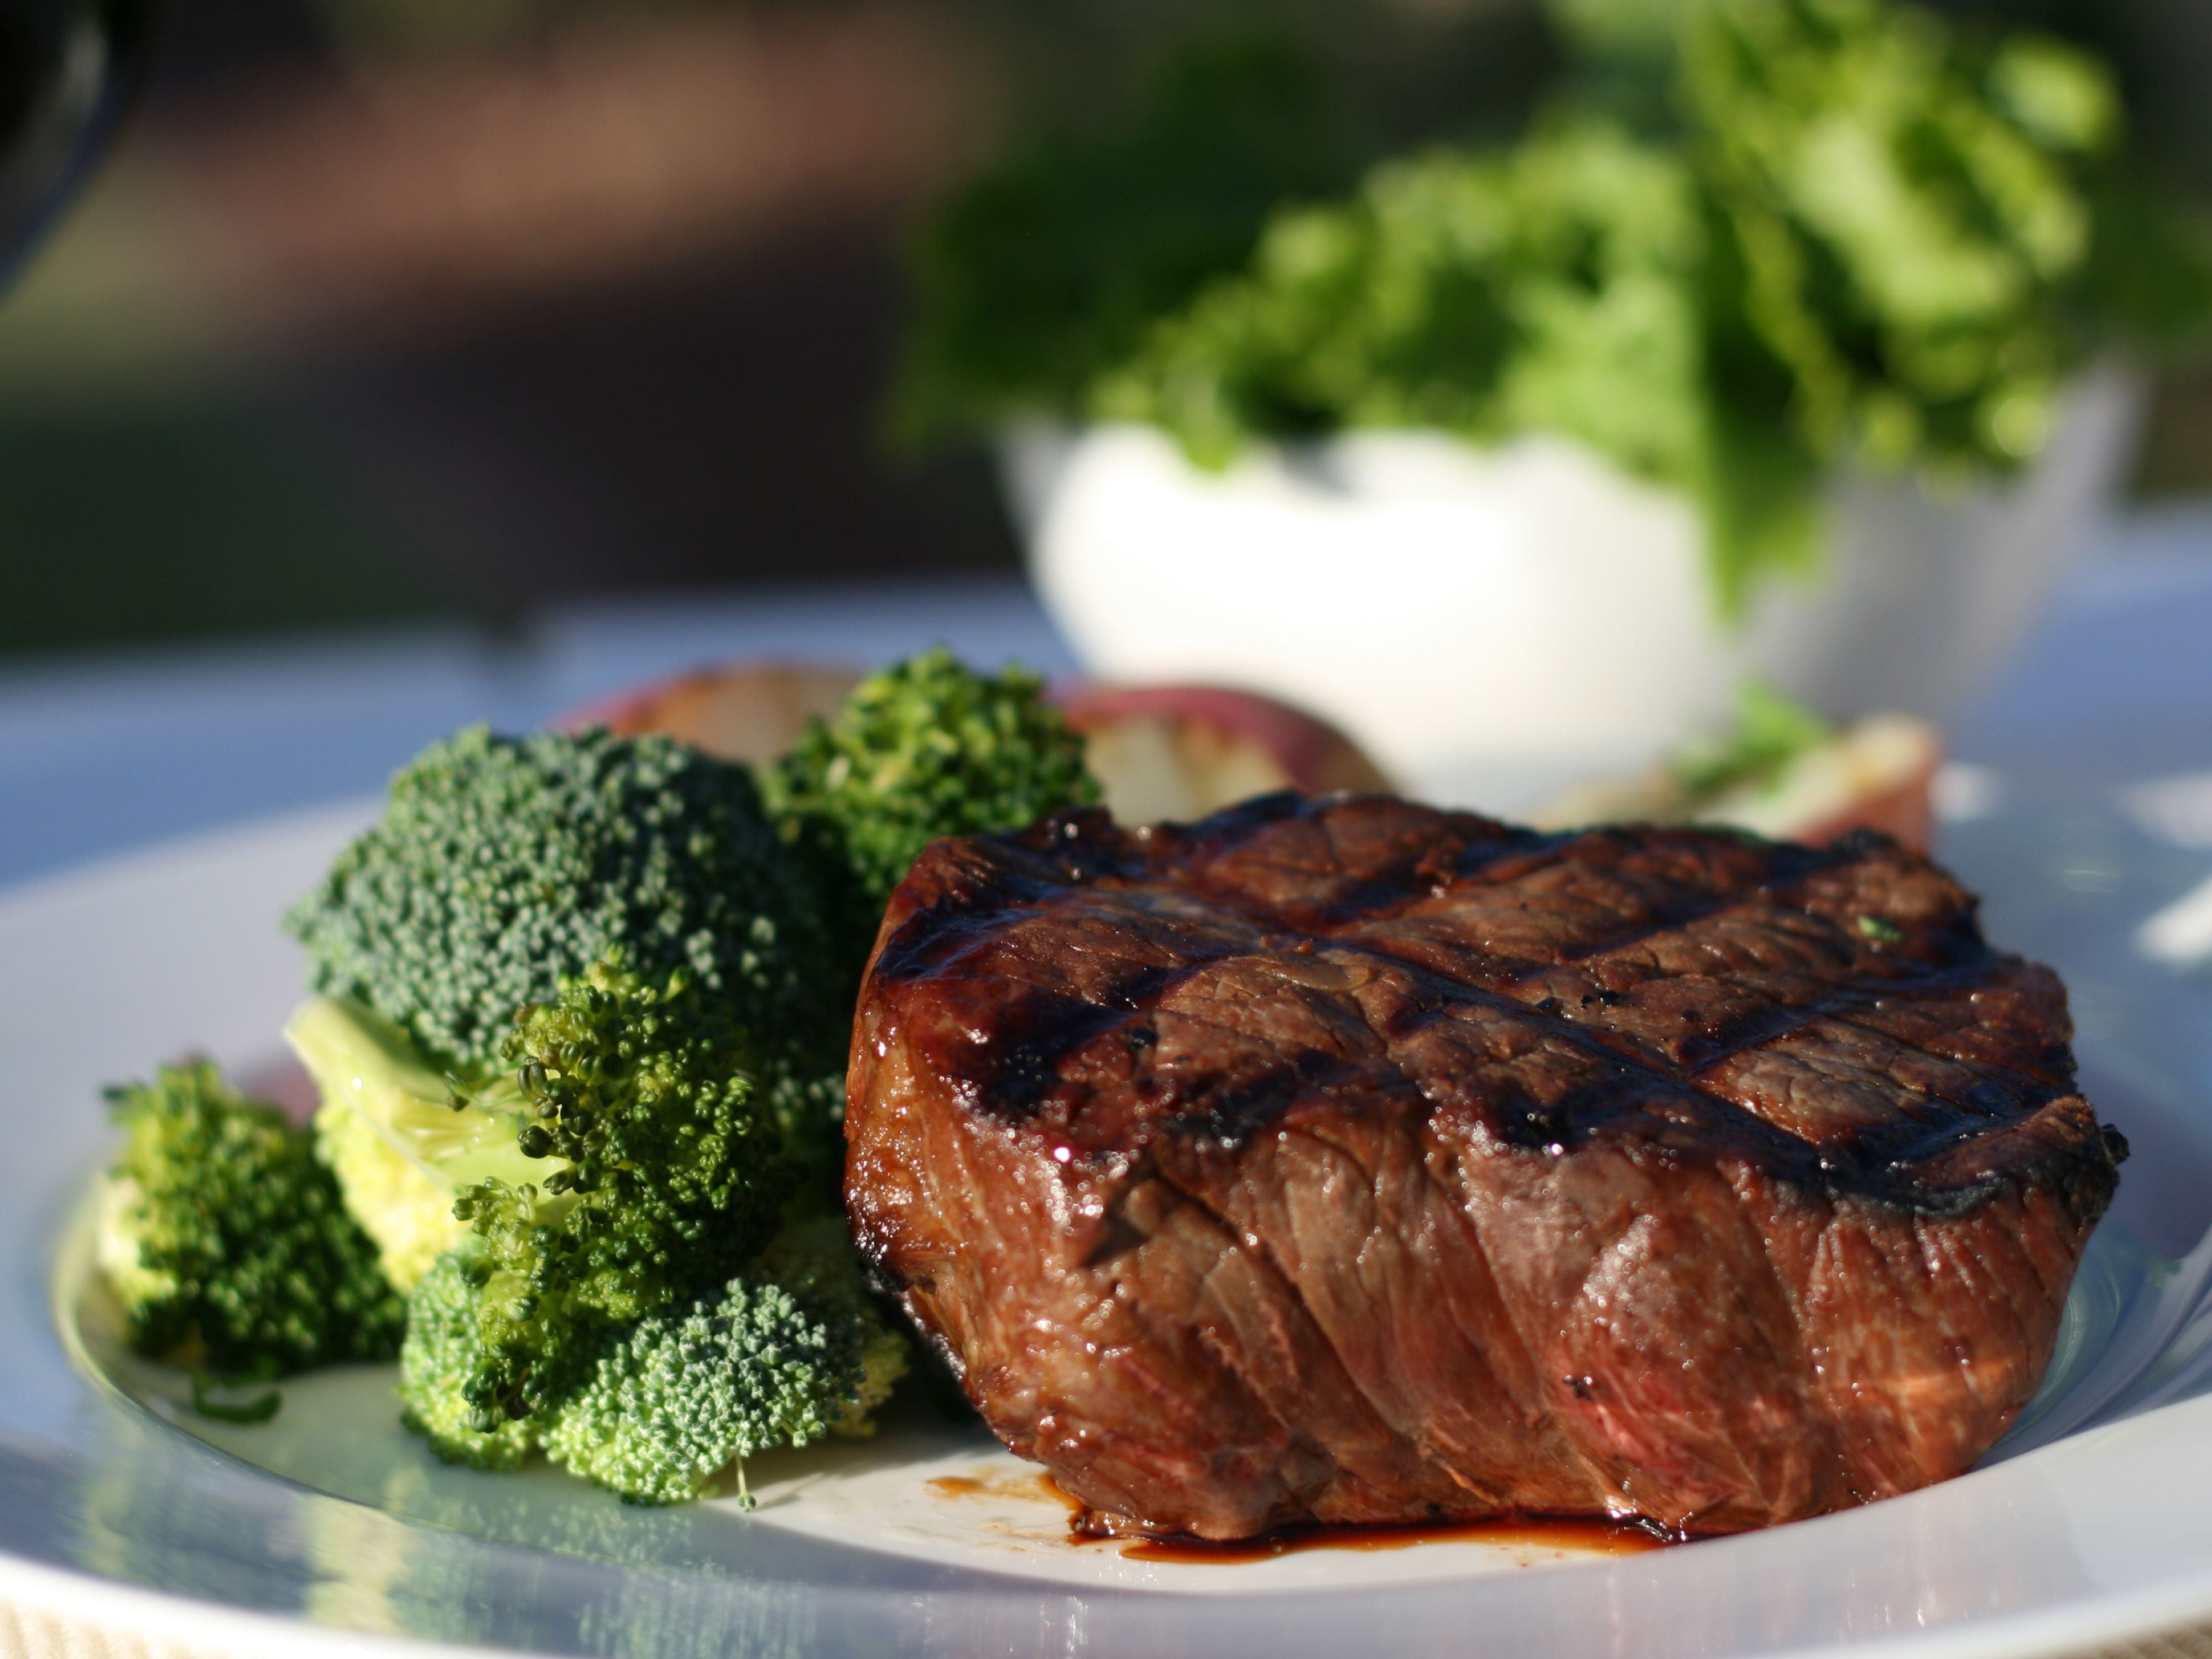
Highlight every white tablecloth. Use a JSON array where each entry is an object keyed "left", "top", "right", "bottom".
[{"left": 6, "top": 517, "right": 2212, "bottom": 891}]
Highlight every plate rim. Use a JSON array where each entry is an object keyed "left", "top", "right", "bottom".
[{"left": 13, "top": 797, "right": 2212, "bottom": 1659}]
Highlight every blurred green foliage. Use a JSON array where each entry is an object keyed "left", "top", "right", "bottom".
[
  {"left": 900, "top": 0, "right": 2212, "bottom": 612},
  {"left": 1087, "top": 121, "right": 1707, "bottom": 481},
  {"left": 891, "top": 36, "right": 1356, "bottom": 452},
  {"left": 1668, "top": 678, "right": 1833, "bottom": 797}
]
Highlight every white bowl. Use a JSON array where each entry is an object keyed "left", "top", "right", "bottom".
[{"left": 1005, "top": 366, "right": 2144, "bottom": 812}]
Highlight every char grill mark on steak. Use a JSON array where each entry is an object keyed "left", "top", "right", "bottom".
[{"left": 846, "top": 792, "right": 2124, "bottom": 1539}]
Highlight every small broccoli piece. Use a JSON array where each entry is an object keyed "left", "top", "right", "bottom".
[
  {"left": 286, "top": 994, "right": 540, "bottom": 1293},
  {"left": 400, "top": 1222, "right": 908, "bottom": 1502},
  {"left": 98, "top": 1061, "right": 404, "bottom": 1380},
  {"left": 309, "top": 1091, "right": 469, "bottom": 1295},
  {"left": 769, "top": 648, "right": 1102, "bottom": 967},
  {"left": 397, "top": 1246, "right": 538, "bottom": 1470},
  {"left": 755, "top": 1214, "right": 911, "bottom": 1438},
  {"left": 541, "top": 1274, "right": 865, "bottom": 1506},
  {"left": 448, "top": 956, "right": 790, "bottom": 1427},
  {"left": 283, "top": 725, "right": 838, "bottom": 1086},
  {"left": 843, "top": 1320, "right": 914, "bottom": 1438}
]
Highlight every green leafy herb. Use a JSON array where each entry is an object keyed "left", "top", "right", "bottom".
[
  {"left": 894, "top": 34, "right": 1353, "bottom": 448},
  {"left": 1670, "top": 680, "right": 1833, "bottom": 800},
  {"left": 1091, "top": 119, "right": 1708, "bottom": 482},
  {"left": 1682, "top": 0, "right": 2115, "bottom": 480},
  {"left": 901, "top": 0, "right": 2208, "bottom": 613}
]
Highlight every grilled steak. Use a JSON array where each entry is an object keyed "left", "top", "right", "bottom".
[{"left": 845, "top": 794, "right": 2124, "bottom": 1539}]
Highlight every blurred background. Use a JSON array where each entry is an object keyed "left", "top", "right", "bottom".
[{"left": 2, "top": 0, "right": 2207, "bottom": 667}]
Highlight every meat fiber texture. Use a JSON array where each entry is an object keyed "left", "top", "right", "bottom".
[{"left": 844, "top": 794, "right": 2125, "bottom": 1540}]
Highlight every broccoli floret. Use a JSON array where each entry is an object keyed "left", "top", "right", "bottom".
[
  {"left": 274, "top": 703, "right": 975, "bottom": 1499},
  {"left": 378, "top": 964, "right": 910, "bottom": 1502},
  {"left": 400, "top": 1223, "right": 907, "bottom": 1502},
  {"left": 284, "top": 726, "right": 839, "bottom": 1088},
  {"left": 396, "top": 1245, "right": 538, "bottom": 1470},
  {"left": 446, "top": 956, "right": 790, "bottom": 1427},
  {"left": 769, "top": 648, "right": 1102, "bottom": 967},
  {"left": 286, "top": 994, "right": 539, "bottom": 1294},
  {"left": 307, "top": 1089, "right": 470, "bottom": 1295},
  {"left": 754, "top": 1214, "right": 910, "bottom": 1438},
  {"left": 540, "top": 1274, "right": 864, "bottom": 1506},
  {"left": 98, "top": 1061, "right": 404, "bottom": 1380}
]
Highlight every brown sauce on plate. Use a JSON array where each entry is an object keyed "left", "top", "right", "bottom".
[
  {"left": 1101, "top": 1513, "right": 1678, "bottom": 1564},
  {"left": 926, "top": 1471, "right": 1084, "bottom": 1511},
  {"left": 924, "top": 1466, "right": 1678, "bottom": 1562}
]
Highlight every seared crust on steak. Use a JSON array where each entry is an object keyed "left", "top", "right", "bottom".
[{"left": 844, "top": 794, "right": 2124, "bottom": 1539}]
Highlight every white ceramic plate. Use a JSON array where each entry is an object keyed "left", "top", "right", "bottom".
[{"left": 9, "top": 786, "right": 2212, "bottom": 1659}]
